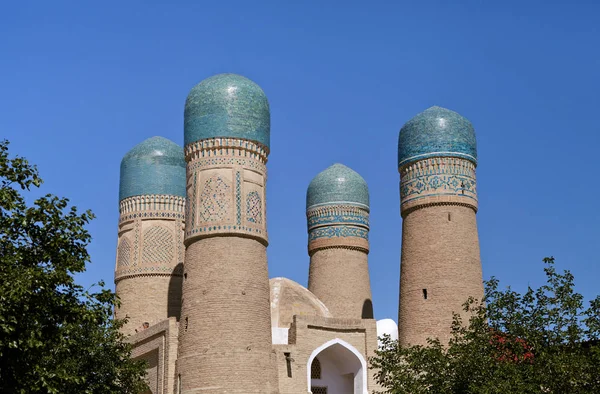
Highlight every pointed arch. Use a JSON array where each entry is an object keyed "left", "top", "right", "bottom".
[{"left": 306, "top": 338, "right": 368, "bottom": 394}]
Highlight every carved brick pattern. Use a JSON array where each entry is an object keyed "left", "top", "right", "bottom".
[
  {"left": 311, "top": 386, "right": 327, "bottom": 394},
  {"left": 246, "top": 191, "right": 262, "bottom": 224},
  {"left": 199, "top": 175, "right": 230, "bottom": 222},
  {"left": 142, "top": 226, "right": 173, "bottom": 264},
  {"left": 117, "top": 237, "right": 131, "bottom": 267}
]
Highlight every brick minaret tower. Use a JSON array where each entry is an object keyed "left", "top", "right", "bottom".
[
  {"left": 397, "top": 106, "right": 483, "bottom": 346},
  {"left": 306, "top": 163, "right": 374, "bottom": 319},
  {"left": 115, "top": 136, "right": 186, "bottom": 335},
  {"left": 176, "top": 74, "right": 279, "bottom": 393}
]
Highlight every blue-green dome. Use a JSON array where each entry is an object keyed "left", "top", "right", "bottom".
[
  {"left": 398, "top": 106, "right": 477, "bottom": 168},
  {"left": 306, "top": 164, "right": 369, "bottom": 210},
  {"left": 119, "top": 136, "right": 186, "bottom": 201},
  {"left": 184, "top": 73, "right": 270, "bottom": 148}
]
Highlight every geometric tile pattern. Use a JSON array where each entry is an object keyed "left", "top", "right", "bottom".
[
  {"left": 308, "top": 225, "right": 369, "bottom": 241},
  {"left": 142, "top": 226, "right": 174, "bottom": 264},
  {"left": 199, "top": 175, "right": 231, "bottom": 222},
  {"left": 246, "top": 191, "right": 262, "bottom": 224},
  {"left": 400, "top": 156, "right": 477, "bottom": 207},
  {"left": 236, "top": 172, "right": 241, "bottom": 225}
]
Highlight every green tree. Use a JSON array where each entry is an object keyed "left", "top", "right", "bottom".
[
  {"left": 371, "top": 258, "right": 600, "bottom": 394},
  {"left": 0, "top": 141, "right": 147, "bottom": 393}
]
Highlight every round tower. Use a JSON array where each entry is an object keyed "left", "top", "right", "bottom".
[
  {"left": 115, "top": 136, "right": 186, "bottom": 335},
  {"left": 397, "top": 106, "right": 483, "bottom": 346},
  {"left": 306, "top": 163, "right": 374, "bottom": 319},
  {"left": 176, "top": 74, "right": 279, "bottom": 393}
]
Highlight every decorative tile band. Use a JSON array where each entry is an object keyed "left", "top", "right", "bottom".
[
  {"left": 399, "top": 156, "right": 477, "bottom": 213},
  {"left": 184, "top": 137, "right": 268, "bottom": 245},
  {"left": 307, "top": 204, "right": 370, "bottom": 254},
  {"left": 309, "top": 225, "right": 369, "bottom": 241},
  {"left": 116, "top": 198, "right": 184, "bottom": 282},
  {"left": 306, "top": 204, "right": 369, "bottom": 231}
]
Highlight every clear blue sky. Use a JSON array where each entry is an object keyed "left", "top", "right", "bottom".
[{"left": 2, "top": 1, "right": 599, "bottom": 322}]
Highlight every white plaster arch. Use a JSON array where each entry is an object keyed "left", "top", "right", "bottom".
[{"left": 306, "top": 338, "right": 368, "bottom": 394}]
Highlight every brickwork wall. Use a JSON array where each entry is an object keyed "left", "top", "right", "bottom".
[
  {"left": 398, "top": 156, "right": 483, "bottom": 346},
  {"left": 306, "top": 203, "right": 373, "bottom": 320},
  {"left": 309, "top": 248, "right": 373, "bottom": 319},
  {"left": 274, "top": 315, "right": 381, "bottom": 394},
  {"left": 115, "top": 195, "right": 185, "bottom": 335},
  {"left": 176, "top": 137, "right": 278, "bottom": 393},
  {"left": 115, "top": 275, "right": 182, "bottom": 335},
  {"left": 128, "top": 318, "right": 179, "bottom": 394}
]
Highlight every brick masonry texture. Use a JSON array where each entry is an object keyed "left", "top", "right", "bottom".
[
  {"left": 398, "top": 204, "right": 483, "bottom": 346},
  {"left": 176, "top": 237, "right": 279, "bottom": 393},
  {"left": 309, "top": 248, "right": 374, "bottom": 320},
  {"left": 115, "top": 83, "right": 488, "bottom": 393},
  {"left": 115, "top": 195, "right": 185, "bottom": 336},
  {"left": 273, "top": 315, "right": 381, "bottom": 394}
]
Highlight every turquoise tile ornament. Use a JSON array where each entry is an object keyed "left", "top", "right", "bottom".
[
  {"left": 119, "top": 136, "right": 186, "bottom": 201},
  {"left": 398, "top": 106, "right": 477, "bottom": 168},
  {"left": 306, "top": 163, "right": 369, "bottom": 210},
  {"left": 184, "top": 73, "right": 270, "bottom": 148}
]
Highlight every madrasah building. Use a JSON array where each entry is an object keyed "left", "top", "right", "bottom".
[{"left": 114, "top": 73, "right": 484, "bottom": 394}]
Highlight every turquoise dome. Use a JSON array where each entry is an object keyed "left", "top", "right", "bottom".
[
  {"left": 119, "top": 136, "right": 186, "bottom": 201},
  {"left": 398, "top": 106, "right": 477, "bottom": 168},
  {"left": 184, "top": 73, "right": 270, "bottom": 148},
  {"left": 306, "top": 164, "right": 369, "bottom": 210}
]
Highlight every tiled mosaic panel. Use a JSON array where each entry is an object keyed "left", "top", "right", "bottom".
[
  {"left": 235, "top": 171, "right": 241, "bottom": 225},
  {"left": 142, "top": 226, "right": 174, "bottom": 264},
  {"left": 119, "top": 136, "right": 186, "bottom": 201},
  {"left": 246, "top": 191, "right": 262, "bottom": 224},
  {"left": 309, "top": 225, "right": 369, "bottom": 241},
  {"left": 199, "top": 175, "right": 231, "bottom": 222},
  {"left": 184, "top": 74, "right": 271, "bottom": 148},
  {"left": 398, "top": 106, "right": 477, "bottom": 168},
  {"left": 400, "top": 157, "right": 477, "bottom": 203},
  {"left": 307, "top": 211, "right": 369, "bottom": 228},
  {"left": 117, "top": 237, "right": 131, "bottom": 268}
]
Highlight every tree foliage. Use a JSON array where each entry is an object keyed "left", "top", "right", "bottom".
[
  {"left": 371, "top": 258, "right": 600, "bottom": 394},
  {"left": 0, "top": 140, "right": 147, "bottom": 393}
]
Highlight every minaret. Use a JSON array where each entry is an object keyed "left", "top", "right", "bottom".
[
  {"left": 176, "top": 74, "right": 279, "bottom": 393},
  {"left": 306, "top": 163, "right": 374, "bottom": 319},
  {"left": 397, "top": 106, "right": 483, "bottom": 346},
  {"left": 114, "top": 136, "right": 186, "bottom": 335}
]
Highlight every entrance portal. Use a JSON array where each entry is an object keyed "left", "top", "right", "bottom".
[{"left": 307, "top": 339, "right": 368, "bottom": 394}]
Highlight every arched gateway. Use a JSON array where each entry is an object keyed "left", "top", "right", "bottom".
[{"left": 306, "top": 339, "right": 368, "bottom": 394}]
